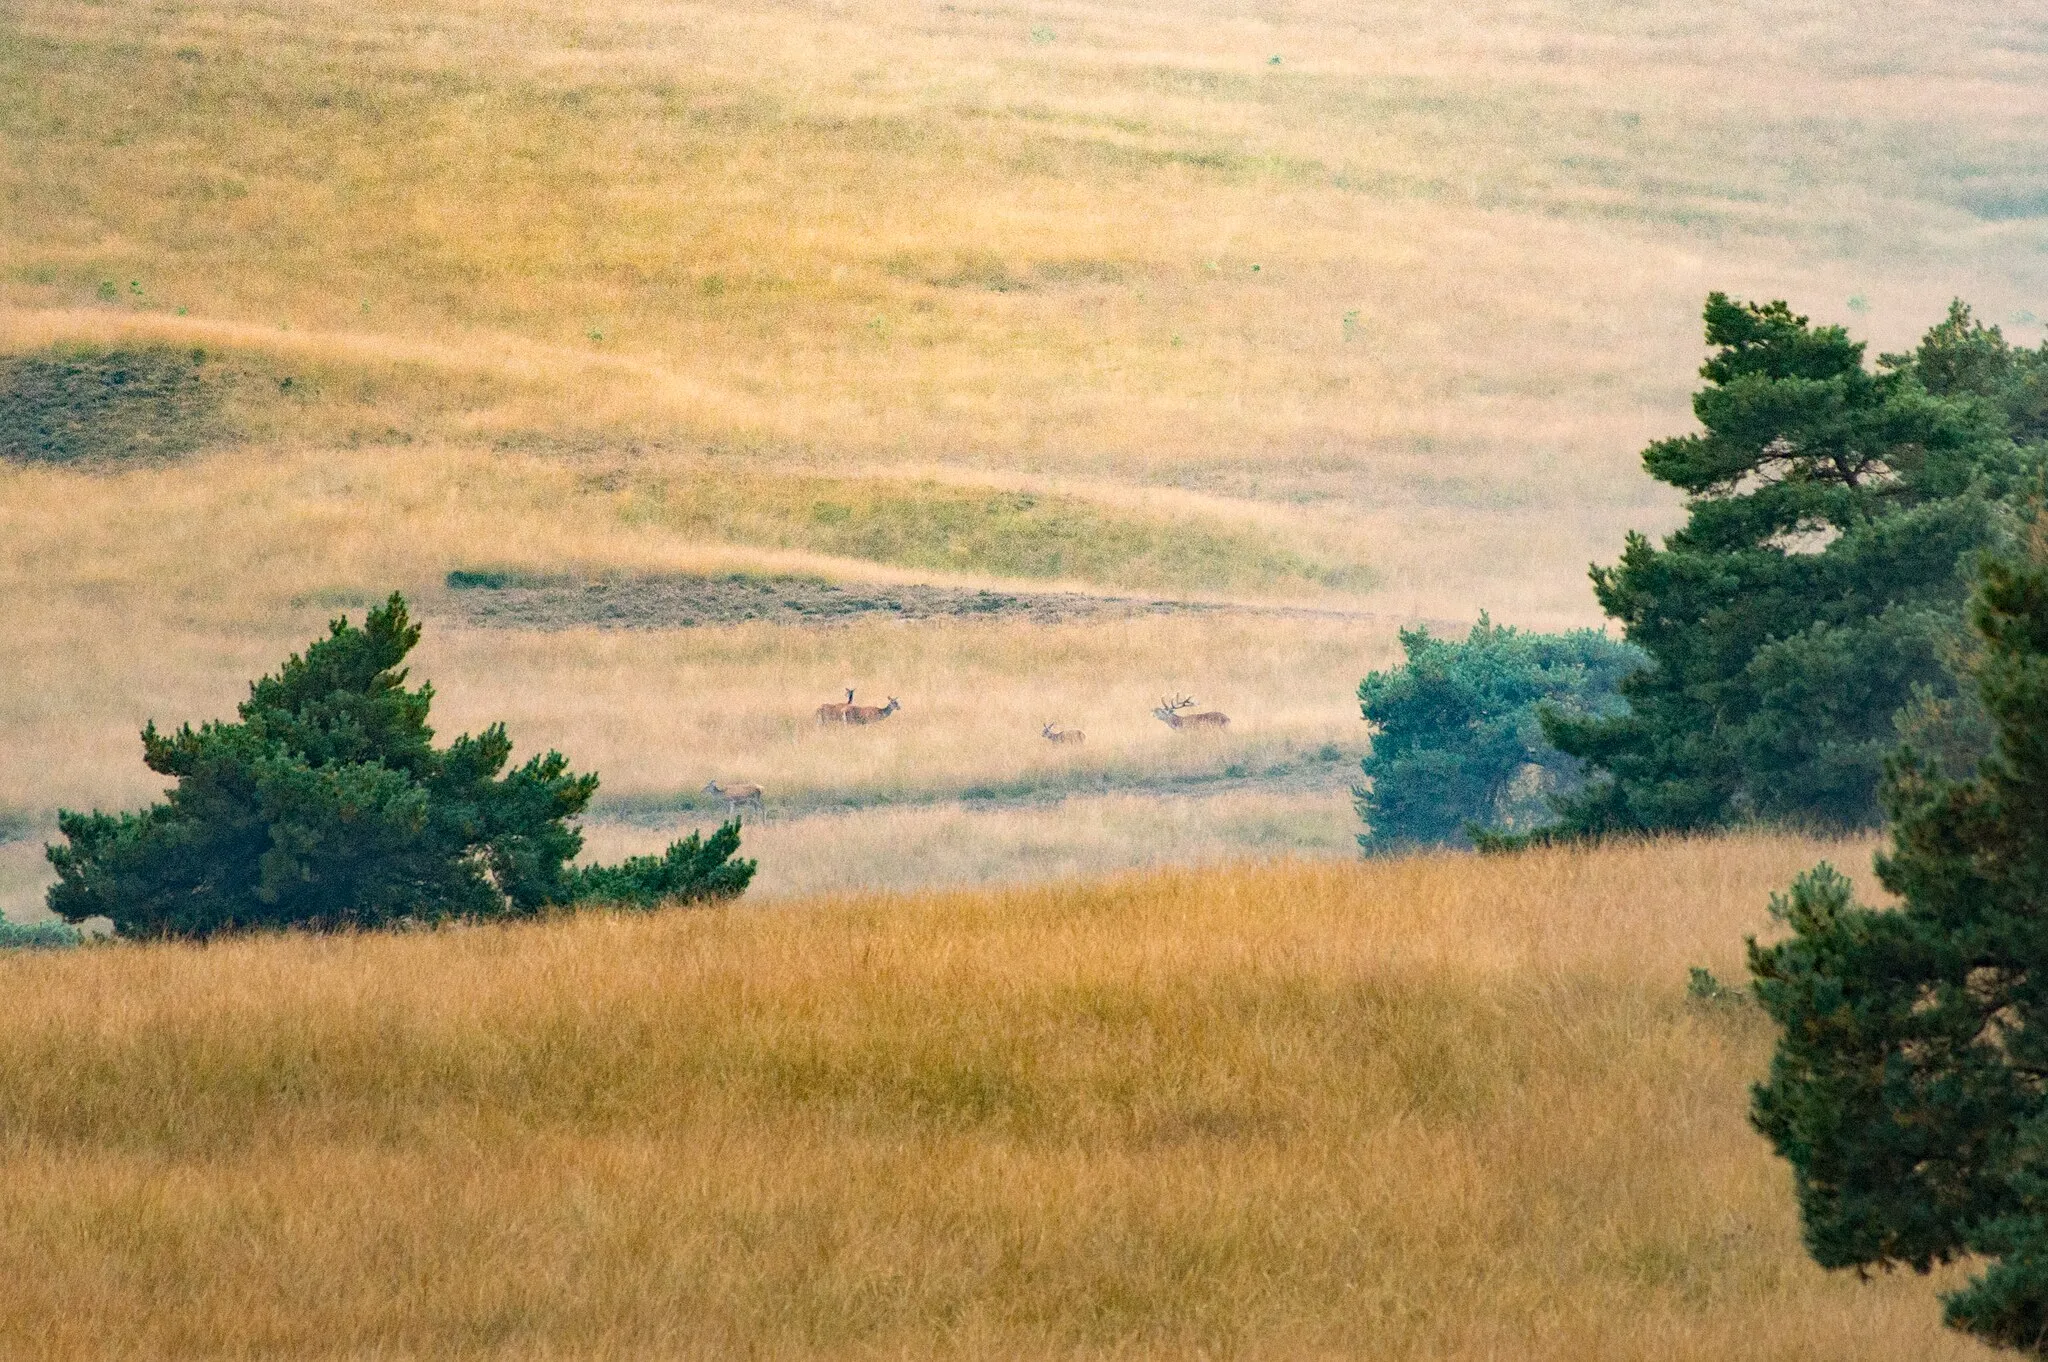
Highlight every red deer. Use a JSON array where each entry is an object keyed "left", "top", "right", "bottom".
[
  {"left": 703, "top": 780, "right": 765, "bottom": 816},
  {"left": 1152, "top": 695, "right": 1229, "bottom": 731},
  {"left": 1041, "top": 722, "right": 1084, "bottom": 745},
  {"left": 816, "top": 688, "right": 856, "bottom": 723},
  {"left": 843, "top": 697, "right": 901, "bottom": 725}
]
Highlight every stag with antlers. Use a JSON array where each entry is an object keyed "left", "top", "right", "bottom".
[
  {"left": 1152, "top": 695, "right": 1229, "bottom": 731},
  {"left": 1041, "top": 722, "right": 1084, "bottom": 745}
]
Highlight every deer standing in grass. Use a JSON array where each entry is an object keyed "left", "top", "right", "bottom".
[
  {"left": 1152, "top": 695, "right": 1230, "bottom": 731},
  {"left": 843, "top": 697, "right": 901, "bottom": 725},
  {"left": 816, "top": 688, "right": 856, "bottom": 723},
  {"left": 1041, "top": 722, "right": 1084, "bottom": 745},
  {"left": 703, "top": 780, "right": 765, "bottom": 817}
]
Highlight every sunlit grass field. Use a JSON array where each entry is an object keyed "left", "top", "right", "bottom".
[
  {"left": 0, "top": 835, "right": 2002, "bottom": 1360},
  {"left": 9, "top": 0, "right": 2048, "bottom": 607},
  {"left": 3, "top": 3, "right": 2042, "bottom": 1353},
  {"left": 7, "top": 0, "right": 2048, "bottom": 905}
]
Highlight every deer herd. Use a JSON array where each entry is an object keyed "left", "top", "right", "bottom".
[
  {"left": 814, "top": 689, "right": 901, "bottom": 725},
  {"left": 706, "top": 690, "right": 1231, "bottom": 819}
]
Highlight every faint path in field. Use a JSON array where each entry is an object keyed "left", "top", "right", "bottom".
[{"left": 591, "top": 749, "right": 1362, "bottom": 827}]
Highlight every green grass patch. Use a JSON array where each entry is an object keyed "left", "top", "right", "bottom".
[{"left": 620, "top": 474, "right": 1371, "bottom": 596}]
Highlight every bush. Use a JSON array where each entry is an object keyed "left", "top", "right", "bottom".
[
  {"left": 1749, "top": 519, "right": 2048, "bottom": 1352},
  {"left": 0, "top": 918, "right": 82, "bottom": 950},
  {"left": 1354, "top": 616, "right": 1642, "bottom": 852},
  {"left": 46, "top": 594, "right": 752, "bottom": 938}
]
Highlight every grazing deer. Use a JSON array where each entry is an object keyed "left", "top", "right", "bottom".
[
  {"left": 1041, "top": 722, "right": 1084, "bottom": 745},
  {"left": 816, "top": 688, "right": 856, "bottom": 723},
  {"left": 843, "top": 697, "right": 901, "bottom": 725},
  {"left": 703, "top": 780, "right": 765, "bottom": 817},
  {"left": 1152, "top": 695, "right": 1230, "bottom": 731}
]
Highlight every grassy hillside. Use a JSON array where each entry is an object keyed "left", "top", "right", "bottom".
[
  {"left": 7, "top": 0, "right": 2048, "bottom": 596},
  {"left": 0, "top": 835, "right": 1998, "bottom": 1360},
  {"left": 4, "top": 0, "right": 2045, "bottom": 902},
  {"left": 8, "top": 0, "right": 2046, "bottom": 472}
]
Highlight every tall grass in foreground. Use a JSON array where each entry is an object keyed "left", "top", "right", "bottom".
[{"left": 0, "top": 834, "right": 1997, "bottom": 1359}]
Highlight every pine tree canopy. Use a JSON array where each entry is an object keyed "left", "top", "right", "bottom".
[
  {"left": 1750, "top": 520, "right": 2048, "bottom": 1354},
  {"left": 1544, "top": 295, "right": 2045, "bottom": 835},
  {"left": 46, "top": 593, "right": 753, "bottom": 937}
]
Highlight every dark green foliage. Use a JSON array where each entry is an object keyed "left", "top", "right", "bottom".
[
  {"left": 0, "top": 345, "right": 224, "bottom": 464},
  {"left": 1685, "top": 965, "right": 1742, "bottom": 1005},
  {"left": 1354, "top": 616, "right": 1643, "bottom": 852},
  {"left": 1904, "top": 300, "right": 2048, "bottom": 447},
  {"left": 1546, "top": 295, "right": 2041, "bottom": 837},
  {"left": 444, "top": 568, "right": 571, "bottom": 590},
  {"left": 1750, "top": 523, "right": 2048, "bottom": 1354},
  {"left": 45, "top": 594, "right": 752, "bottom": 938},
  {"left": 565, "top": 821, "right": 754, "bottom": 907}
]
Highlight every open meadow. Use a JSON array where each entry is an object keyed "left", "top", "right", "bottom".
[
  {"left": 0, "top": 834, "right": 2009, "bottom": 1361},
  {"left": 6, "top": 0, "right": 2048, "bottom": 907},
  {"left": 5, "top": 0, "right": 2046, "bottom": 1353}
]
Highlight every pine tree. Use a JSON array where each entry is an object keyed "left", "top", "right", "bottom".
[
  {"left": 1749, "top": 516, "right": 2048, "bottom": 1353},
  {"left": 46, "top": 594, "right": 753, "bottom": 937},
  {"left": 1544, "top": 295, "right": 2034, "bottom": 835}
]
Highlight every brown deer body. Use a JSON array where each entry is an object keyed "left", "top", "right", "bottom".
[
  {"left": 816, "top": 688, "right": 856, "bottom": 723},
  {"left": 1041, "top": 722, "right": 1084, "bottom": 745},
  {"left": 843, "top": 697, "right": 901, "bottom": 725},
  {"left": 1152, "top": 695, "right": 1229, "bottom": 731},
  {"left": 703, "top": 780, "right": 765, "bottom": 816}
]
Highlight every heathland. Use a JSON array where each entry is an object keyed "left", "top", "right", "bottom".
[
  {"left": 6, "top": 0, "right": 2048, "bottom": 909},
  {"left": 4, "top": 1, "right": 2045, "bottom": 1353}
]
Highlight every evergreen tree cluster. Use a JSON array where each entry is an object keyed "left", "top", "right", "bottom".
[
  {"left": 1359, "top": 296, "right": 2044, "bottom": 850},
  {"left": 47, "top": 595, "right": 752, "bottom": 939}
]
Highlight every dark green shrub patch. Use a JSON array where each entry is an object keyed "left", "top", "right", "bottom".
[
  {"left": 0, "top": 345, "right": 226, "bottom": 465},
  {"left": 1355, "top": 616, "right": 1642, "bottom": 852}
]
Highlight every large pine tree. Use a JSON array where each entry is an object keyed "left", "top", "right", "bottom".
[
  {"left": 1750, "top": 518, "right": 2048, "bottom": 1352},
  {"left": 1544, "top": 295, "right": 2038, "bottom": 834}
]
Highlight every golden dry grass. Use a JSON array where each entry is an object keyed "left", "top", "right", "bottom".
[
  {"left": 588, "top": 786, "right": 1364, "bottom": 900},
  {"left": 11, "top": 0, "right": 2045, "bottom": 877},
  {"left": 9, "top": 0, "right": 2048, "bottom": 614},
  {"left": 0, "top": 443, "right": 1402, "bottom": 825},
  {"left": 9, "top": 0, "right": 2047, "bottom": 471},
  {"left": 0, "top": 833, "right": 2001, "bottom": 1360}
]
